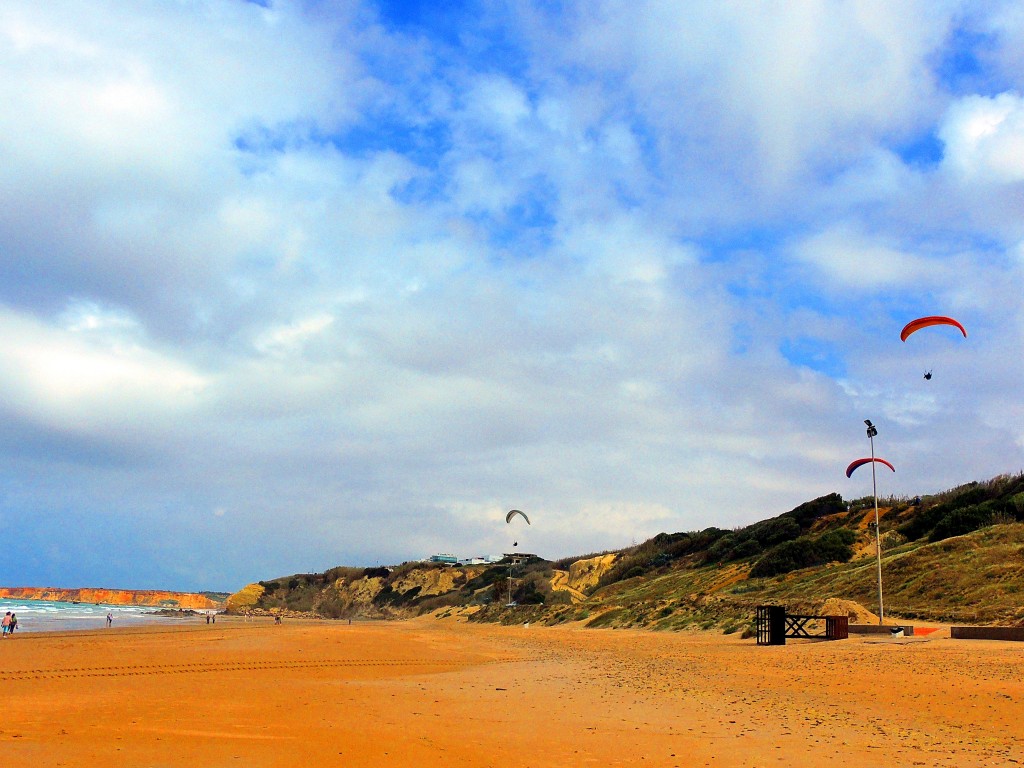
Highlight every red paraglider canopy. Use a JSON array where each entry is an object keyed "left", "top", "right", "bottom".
[
  {"left": 846, "top": 457, "right": 896, "bottom": 478},
  {"left": 900, "top": 316, "right": 967, "bottom": 342}
]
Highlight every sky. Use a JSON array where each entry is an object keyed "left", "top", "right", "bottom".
[{"left": 1, "top": 1, "right": 1023, "bottom": 593}]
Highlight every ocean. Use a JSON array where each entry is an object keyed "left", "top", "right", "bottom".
[{"left": 0, "top": 597, "right": 208, "bottom": 633}]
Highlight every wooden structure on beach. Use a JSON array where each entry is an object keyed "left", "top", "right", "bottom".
[{"left": 756, "top": 606, "right": 849, "bottom": 646}]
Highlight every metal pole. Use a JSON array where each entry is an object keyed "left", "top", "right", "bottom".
[{"left": 870, "top": 431, "right": 884, "bottom": 625}]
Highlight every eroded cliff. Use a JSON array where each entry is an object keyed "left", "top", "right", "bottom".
[{"left": 0, "top": 587, "right": 226, "bottom": 609}]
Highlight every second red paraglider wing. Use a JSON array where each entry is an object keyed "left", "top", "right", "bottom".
[
  {"left": 845, "top": 457, "right": 896, "bottom": 478},
  {"left": 900, "top": 316, "right": 967, "bottom": 342}
]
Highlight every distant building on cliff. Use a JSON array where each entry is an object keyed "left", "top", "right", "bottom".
[
  {"left": 428, "top": 553, "right": 460, "bottom": 565},
  {"left": 462, "top": 555, "right": 504, "bottom": 565},
  {"left": 427, "top": 553, "right": 503, "bottom": 566}
]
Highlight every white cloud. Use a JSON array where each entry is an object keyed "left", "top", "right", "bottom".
[
  {"left": 940, "top": 92, "right": 1024, "bottom": 184},
  {"left": 59, "top": 300, "right": 142, "bottom": 337},
  {"left": 563, "top": 214, "right": 697, "bottom": 287},
  {"left": 466, "top": 75, "right": 532, "bottom": 131},
  {"left": 791, "top": 223, "right": 938, "bottom": 289},
  {"left": 253, "top": 314, "right": 335, "bottom": 356},
  {"left": 0, "top": 306, "right": 206, "bottom": 432},
  {"left": 553, "top": 1, "right": 946, "bottom": 191}
]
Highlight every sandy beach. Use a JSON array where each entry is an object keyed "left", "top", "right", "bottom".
[{"left": 1, "top": 616, "right": 1021, "bottom": 767}]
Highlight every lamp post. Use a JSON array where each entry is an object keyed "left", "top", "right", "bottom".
[{"left": 865, "top": 419, "right": 884, "bottom": 625}]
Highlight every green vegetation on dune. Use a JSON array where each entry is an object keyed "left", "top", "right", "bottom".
[
  {"left": 232, "top": 471, "right": 1024, "bottom": 629},
  {"left": 723, "top": 523, "right": 1024, "bottom": 625},
  {"left": 897, "top": 474, "right": 1024, "bottom": 542},
  {"left": 593, "top": 493, "right": 849, "bottom": 588},
  {"left": 748, "top": 528, "right": 856, "bottom": 578}
]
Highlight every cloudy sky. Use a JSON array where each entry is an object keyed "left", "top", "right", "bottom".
[{"left": 1, "top": 1, "right": 1023, "bottom": 592}]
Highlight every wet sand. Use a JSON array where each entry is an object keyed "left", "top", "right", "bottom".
[{"left": 1, "top": 617, "right": 1021, "bottom": 766}]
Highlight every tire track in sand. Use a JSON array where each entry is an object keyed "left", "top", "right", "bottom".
[{"left": 5, "top": 657, "right": 518, "bottom": 681}]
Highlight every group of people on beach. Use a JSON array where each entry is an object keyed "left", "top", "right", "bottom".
[{"left": 1, "top": 611, "right": 17, "bottom": 637}]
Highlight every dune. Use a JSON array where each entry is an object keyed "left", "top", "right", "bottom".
[
  {"left": 0, "top": 616, "right": 1021, "bottom": 766},
  {"left": 820, "top": 597, "right": 879, "bottom": 624}
]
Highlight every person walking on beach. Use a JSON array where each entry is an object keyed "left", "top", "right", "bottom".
[
  {"left": 106, "top": 612, "right": 113, "bottom": 628},
  {"left": 1, "top": 611, "right": 10, "bottom": 637},
  {"left": 7, "top": 614, "right": 16, "bottom": 635}
]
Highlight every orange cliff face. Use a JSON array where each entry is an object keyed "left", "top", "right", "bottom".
[{"left": 0, "top": 587, "right": 225, "bottom": 610}]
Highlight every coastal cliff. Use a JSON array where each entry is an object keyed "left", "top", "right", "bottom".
[
  {"left": 0, "top": 587, "right": 226, "bottom": 610},
  {"left": 227, "top": 554, "right": 621, "bottom": 620},
  {"left": 229, "top": 563, "right": 487, "bottom": 619}
]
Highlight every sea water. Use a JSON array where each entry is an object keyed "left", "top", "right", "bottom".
[{"left": 0, "top": 597, "right": 199, "bottom": 633}]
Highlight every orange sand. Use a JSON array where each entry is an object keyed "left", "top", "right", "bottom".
[{"left": 1, "top": 617, "right": 1022, "bottom": 766}]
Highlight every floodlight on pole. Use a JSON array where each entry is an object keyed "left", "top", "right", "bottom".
[{"left": 865, "top": 419, "right": 884, "bottom": 625}]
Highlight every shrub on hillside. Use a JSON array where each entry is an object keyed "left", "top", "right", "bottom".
[
  {"left": 704, "top": 534, "right": 739, "bottom": 563},
  {"left": 924, "top": 480, "right": 985, "bottom": 508},
  {"left": 928, "top": 503, "right": 1000, "bottom": 542},
  {"left": 1011, "top": 492, "right": 1024, "bottom": 517},
  {"left": 372, "top": 584, "right": 422, "bottom": 607},
  {"left": 316, "top": 590, "right": 350, "bottom": 619},
  {"left": 696, "top": 505, "right": 815, "bottom": 565},
  {"left": 729, "top": 538, "right": 763, "bottom": 560},
  {"left": 780, "top": 493, "right": 847, "bottom": 528},
  {"left": 699, "top": 495, "right": 847, "bottom": 567},
  {"left": 900, "top": 473, "right": 1024, "bottom": 542},
  {"left": 747, "top": 515, "right": 802, "bottom": 547},
  {"left": 323, "top": 566, "right": 367, "bottom": 585},
  {"left": 514, "top": 580, "right": 545, "bottom": 605},
  {"left": 704, "top": 534, "right": 762, "bottom": 564},
  {"left": 462, "top": 566, "right": 507, "bottom": 593},
  {"left": 598, "top": 528, "right": 730, "bottom": 587},
  {"left": 749, "top": 528, "right": 856, "bottom": 578},
  {"left": 388, "top": 561, "right": 443, "bottom": 580},
  {"left": 277, "top": 585, "right": 318, "bottom": 612},
  {"left": 416, "top": 592, "right": 465, "bottom": 614},
  {"left": 703, "top": 512, "right": 806, "bottom": 565}
]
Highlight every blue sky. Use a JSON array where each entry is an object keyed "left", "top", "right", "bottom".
[{"left": 1, "top": 1, "right": 1023, "bottom": 592}]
